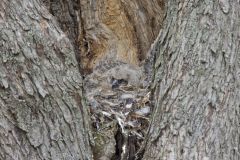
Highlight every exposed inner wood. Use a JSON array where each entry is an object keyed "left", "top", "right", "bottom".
[{"left": 78, "top": 0, "right": 165, "bottom": 73}]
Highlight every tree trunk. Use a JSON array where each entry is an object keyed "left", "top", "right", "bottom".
[
  {"left": 142, "top": 0, "right": 240, "bottom": 159},
  {"left": 2, "top": 0, "right": 239, "bottom": 160},
  {"left": 0, "top": 0, "right": 92, "bottom": 159}
]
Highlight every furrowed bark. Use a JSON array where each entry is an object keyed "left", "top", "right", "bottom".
[
  {"left": 42, "top": 0, "right": 81, "bottom": 63},
  {"left": 2, "top": 0, "right": 239, "bottom": 160},
  {"left": 0, "top": 0, "right": 92, "bottom": 159},
  {"left": 143, "top": 0, "right": 240, "bottom": 159}
]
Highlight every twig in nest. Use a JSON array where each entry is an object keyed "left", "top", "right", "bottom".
[{"left": 101, "top": 99, "right": 119, "bottom": 107}]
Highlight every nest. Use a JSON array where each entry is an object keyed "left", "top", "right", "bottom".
[{"left": 84, "top": 60, "right": 152, "bottom": 159}]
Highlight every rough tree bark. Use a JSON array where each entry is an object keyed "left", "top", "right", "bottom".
[
  {"left": 1, "top": 0, "right": 239, "bottom": 160},
  {"left": 142, "top": 0, "right": 240, "bottom": 159},
  {"left": 0, "top": 0, "right": 92, "bottom": 159}
]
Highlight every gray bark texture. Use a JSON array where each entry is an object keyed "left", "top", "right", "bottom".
[
  {"left": 1, "top": 0, "right": 240, "bottom": 160},
  {"left": 142, "top": 0, "right": 240, "bottom": 160},
  {"left": 0, "top": 0, "right": 93, "bottom": 159}
]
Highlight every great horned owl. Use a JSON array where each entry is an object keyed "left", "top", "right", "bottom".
[{"left": 105, "top": 63, "right": 143, "bottom": 87}]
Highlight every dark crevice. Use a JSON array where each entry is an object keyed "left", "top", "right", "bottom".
[
  {"left": 113, "top": 127, "right": 141, "bottom": 160},
  {"left": 43, "top": 0, "right": 82, "bottom": 72},
  {"left": 78, "top": 0, "right": 90, "bottom": 75},
  {"left": 113, "top": 127, "right": 124, "bottom": 160}
]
